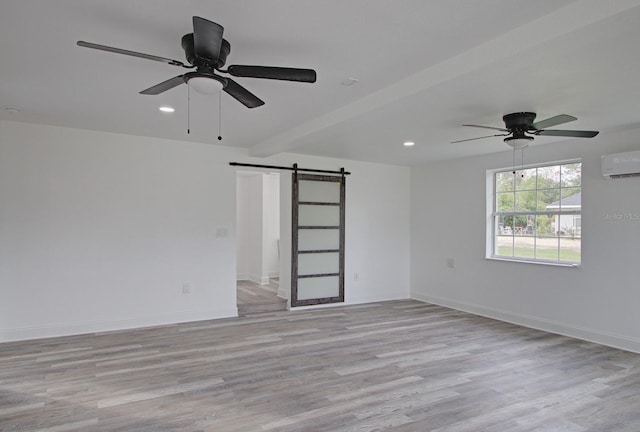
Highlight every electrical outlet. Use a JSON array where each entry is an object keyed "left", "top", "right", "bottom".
[
  {"left": 182, "top": 283, "right": 191, "bottom": 294},
  {"left": 446, "top": 258, "right": 455, "bottom": 268}
]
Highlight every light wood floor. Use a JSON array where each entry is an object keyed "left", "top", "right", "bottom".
[
  {"left": 237, "top": 279, "right": 287, "bottom": 315},
  {"left": 2, "top": 300, "right": 640, "bottom": 431}
]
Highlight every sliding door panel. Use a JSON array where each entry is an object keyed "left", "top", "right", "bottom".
[{"left": 292, "top": 173, "right": 345, "bottom": 307}]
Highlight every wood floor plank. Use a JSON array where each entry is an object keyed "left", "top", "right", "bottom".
[{"left": 2, "top": 300, "right": 640, "bottom": 431}]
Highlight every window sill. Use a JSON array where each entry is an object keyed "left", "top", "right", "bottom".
[{"left": 486, "top": 256, "right": 582, "bottom": 268}]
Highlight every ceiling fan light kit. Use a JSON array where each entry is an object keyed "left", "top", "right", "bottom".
[
  {"left": 504, "top": 135, "right": 533, "bottom": 149},
  {"left": 186, "top": 74, "right": 224, "bottom": 94},
  {"left": 77, "top": 16, "right": 317, "bottom": 108}
]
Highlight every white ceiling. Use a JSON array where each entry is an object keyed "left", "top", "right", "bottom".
[{"left": 2, "top": 0, "right": 640, "bottom": 166}]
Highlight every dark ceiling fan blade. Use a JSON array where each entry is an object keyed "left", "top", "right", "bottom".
[
  {"left": 223, "top": 78, "right": 265, "bottom": 108},
  {"left": 462, "top": 124, "right": 509, "bottom": 132},
  {"left": 77, "top": 41, "right": 190, "bottom": 68},
  {"left": 534, "top": 129, "right": 599, "bottom": 138},
  {"left": 531, "top": 114, "right": 577, "bottom": 130},
  {"left": 227, "top": 65, "right": 317, "bottom": 83},
  {"left": 139, "top": 75, "right": 185, "bottom": 95},
  {"left": 192, "top": 16, "right": 224, "bottom": 63},
  {"left": 451, "top": 133, "right": 510, "bottom": 143}
]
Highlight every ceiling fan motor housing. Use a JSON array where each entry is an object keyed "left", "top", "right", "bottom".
[
  {"left": 503, "top": 112, "right": 537, "bottom": 131},
  {"left": 181, "top": 34, "right": 230, "bottom": 70},
  {"left": 503, "top": 113, "right": 536, "bottom": 148}
]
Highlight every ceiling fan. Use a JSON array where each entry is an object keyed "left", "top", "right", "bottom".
[
  {"left": 77, "top": 16, "right": 317, "bottom": 108},
  {"left": 451, "top": 112, "right": 599, "bottom": 148}
]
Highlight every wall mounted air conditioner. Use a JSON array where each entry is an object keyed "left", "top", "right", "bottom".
[{"left": 601, "top": 150, "right": 640, "bottom": 178}]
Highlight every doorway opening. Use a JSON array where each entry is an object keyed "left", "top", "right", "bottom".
[{"left": 236, "top": 171, "right": 286, "bottom": 315}]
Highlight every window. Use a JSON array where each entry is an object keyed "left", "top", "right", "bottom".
[{"left": 489, "top": 160, "right": 581, "bottom": 265}]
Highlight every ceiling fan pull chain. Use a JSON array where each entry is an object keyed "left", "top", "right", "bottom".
[
  {"left": 521, "top": 148, "right": 525, "bottom": 177},
  {"left": 512, "top": 147, "right": 516, "bottom": 175},
  {"left": 218, "top": 92, "right": 222, "bottom": 141},
  {"left": 187, "top": 84, "right": 191, "bottom": 135}
]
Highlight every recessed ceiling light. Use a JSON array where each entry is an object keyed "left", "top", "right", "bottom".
[
  {"left": 159, "top": 106, "right": 175, "bottom": 113},
  {"left": 403, "top": 141, "right": 415, "bottom": 147},
  {"left": 341, "top": 77, "right": 359, "bottom": 86}
]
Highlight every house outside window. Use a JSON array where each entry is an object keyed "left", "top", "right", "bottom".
[{"left": 489, "top": 160, "right": 581, "bottom": 265}]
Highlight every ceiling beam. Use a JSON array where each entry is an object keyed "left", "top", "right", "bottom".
[{"left": 249, "top": 0, "right": 640, "bottom": 157}]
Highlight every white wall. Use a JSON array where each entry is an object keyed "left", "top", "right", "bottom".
[
  {"left": 236, "top": 173, "right": 279, "bottom": 284},
  {"left": 0, "top": 121, "right": 240, "bottom": 341},
  {"left": 410, "top": 128, "right": 640, "bottom": 352},
  {"left": 236, "top": 174, "right": 266, "bottom": 283},
  {"left": 0, "top": 121, "right": 411, "bottom": 341},
  {"left": 235, "top": 175, "right": 251, "bottom": 281},
  {"left": 265, "top": 174, "right": 280, "bottom": 279}
]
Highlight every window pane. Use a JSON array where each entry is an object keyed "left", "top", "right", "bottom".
[
  {"left": 496, "top": 171, "right": 515, "bottom": 192},
  {"left": 515, "top": 168, "right": 537, "bottom": 191},
  {"left": 560, "top": 187, "right": 581, "bottom": 211},
  {"left": 534, "top": 214, "right": 555, "bottom": 237},
  {"left": 559, "top": 237, "right": 581, "bottom": 263},
  {"left": 514, "top": 235, "right": 535, "bottom": 259},
  {"left": 509, "top": 213, "right": 529, "bottom": 232},
  {"left": 515, "top": 191, "right": 536, "bottom": 212},
  {"left": 573, "top": 215, "right": 582, "bottom": 237},
  {"left": 495, "top": 235, "right": 514, "bottom": 257},
  {"left": 496, "top": 192, "right": 515, "bottom": 212},
  {"left": 535, "top": 236, "right": 559, "bottom": 261},
  {"left": 561, "top": 163, "right": 581, "bottom": 187},
  {"left": 500, "top": 214, "right": 536, "bottom": 236},
  {"left": 556, "top": 213, "right": 581, "bottom": 238},
  {"left": 497, "top": 214, "right": 514, "bottom": 236},
  {"left": 537, "top": 165, "right": 561, "bottom": 185},
  {"left": 537, "top": 186, "right": 561, "bottom": 211},
  {"left": 495, "top": 215, "right": 514, "bottom": 256}
]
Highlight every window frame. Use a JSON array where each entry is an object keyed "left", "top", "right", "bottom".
[{"left": 486, "top": 159, "right": 582, "bottom": 267}]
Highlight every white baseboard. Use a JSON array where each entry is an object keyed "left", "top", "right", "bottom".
[
  {"left": 411, "top": 292, "right": 640, "bottom": 354},
  {"left": 244, "top": 274, "right": 270, "bottom": 285},
  {"left": 238, "top": 273, "right": 278, "bottom": 283},
  {"left": 347, "top": 292, "right": 409, "bottom": 305},
  {"left": 237, "top": 274, "right": 264, "bottom": 284},
  {"left": 0, "top": 308, "right": 238, "bottom": 343}
]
